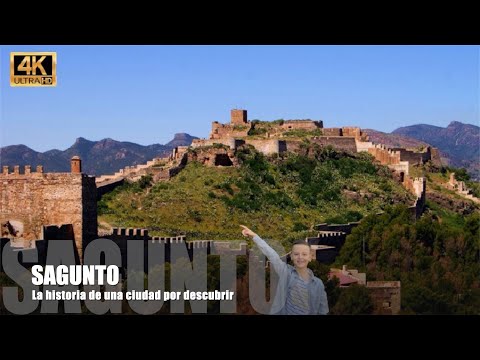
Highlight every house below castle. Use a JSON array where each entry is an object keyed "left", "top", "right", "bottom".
[{"left": 329, "top": 265, "right": 401, "bottom": 315}]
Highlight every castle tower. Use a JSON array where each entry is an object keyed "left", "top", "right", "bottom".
[
  {"left": 71, "top": 156, "right": 82, "bottom": 173},
  {"left": 0, "top": 157, "right": 97, "bottom": 262},
  {"left": 231, "top": 109, "right": 247, "bottom": 125}
]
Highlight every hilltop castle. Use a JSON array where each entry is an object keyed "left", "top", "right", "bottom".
[
  {"left": 1, "top": 108, "right": 443, "bottom": 261},
  {"left": 190, "top": 109, "right": 368, "bottom": 155}
]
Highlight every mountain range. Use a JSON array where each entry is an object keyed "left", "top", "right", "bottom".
[
  {"left": 1, "top": 121, "right": 478, "bottom": 179},
  {"left": 0, "top": 133, "right": 198, "bottom": 175}
]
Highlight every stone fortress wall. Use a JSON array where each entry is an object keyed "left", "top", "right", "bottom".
[
  {"left": 0, "top": 158, "right": 96, "bottom": 259},
  {"left": 2, "top": 108, "right": 467, "bottom": 265}
]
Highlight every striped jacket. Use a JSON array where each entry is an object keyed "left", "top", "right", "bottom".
[{"left": 252, "top": 235, "right": 329, "bottom": 315}]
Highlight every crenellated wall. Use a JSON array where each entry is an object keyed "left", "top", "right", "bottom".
[
  {"left": 96, "top": 157, "right": 167, "bottom": 183},
  {"left": 367, "top": 144, "right": 402, "bottom": 165},
  {"left": 96, "top": 148, "right": 189, "bottom": 190},
  {"left": 0, "top": 162, "right": 97, "bottom": 259},
  {"left": 356, "top": 139, "right": 428, "bottom": 218},
  {"left": 307, "top": 231, "right": 346, "bottom": 247},
  {"left": 306, "top": 231, "right": 347, "bottom": 264},
  {"left": 314, "top": 222, "right": 360, "bottom": 234},
  {"left": 99, "top": 227, "right": 247, "bottom": 269}
]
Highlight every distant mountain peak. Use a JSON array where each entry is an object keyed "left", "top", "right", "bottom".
[
  {"left": 447, "top": 120, "right": 480, "bottom": 132},
  {"left": 1, "top": 144, "right": 34, "bottom": 151},
  {"left": 173, "top": 133, "right": 191, "bottom": 139},
  {"left": 74, "top": 137, "right": 94, "bottom": 144},
  {"left": 98, "top": 138, "right": 116, "bottom": 144},
  {"left": 448, "top": 120, "right": 473, "bottom": 128},
  {"left": 1, "top": 134, "right": 199, "bottom": 176},
  {"left": 165, "top": 133, "right": 199, "bottom": 148}
]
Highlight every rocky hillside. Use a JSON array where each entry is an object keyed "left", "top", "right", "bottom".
[
  {"left": 98, "top": 146, "right": 416, "bottom": 242},
  {"left": 0, "top": 133, "right": 198, "bottom": 175}
]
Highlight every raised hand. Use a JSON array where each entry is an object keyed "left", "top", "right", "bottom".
[{"left": 240, "top": 225, "right": 257, "bottom": 238}]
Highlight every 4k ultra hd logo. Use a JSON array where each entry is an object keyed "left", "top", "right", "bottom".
[{"left": 10, "top": 52, "right": 57, "bottom": 87}]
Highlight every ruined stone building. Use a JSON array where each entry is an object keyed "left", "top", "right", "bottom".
[{"left": 446, "top": 173, "right": 480, "bottom": 204}]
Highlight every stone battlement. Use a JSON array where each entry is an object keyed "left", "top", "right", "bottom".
[
  {"left": 0, "top": 156, "right": 97, "bottom": 260},
  {"left": 356, "top": 138, "right": 428, "bottom": 217},
  {"left": 109, "top": 227, "right": 150, "bottom": 239},
  {"left": 314, "top": 222, "right": 360, "bottom": 234},
  {"left": 96, "top": 157, "right": 166, "bottom": 183},
  {"left": 307, "top": 231, "right": 346, "bottom": 245},
  {"left": 102, "top": 227, "right": 247, "bottom": 252},
  {"left": 1, "top": 165, "right": 44, "bottom": 175},
  {"left": 316, "top": 231, "right": 344, "bottom": 238}
]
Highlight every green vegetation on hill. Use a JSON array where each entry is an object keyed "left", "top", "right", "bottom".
[
  {"left": 336, "top": 205, "right": 480, "bottom": 314},
  {"left": 98, "top": 146, "right": 414, "bottom": 248},
  {"left": 281, "top": 128, "right": 323, "bottom": 138}
]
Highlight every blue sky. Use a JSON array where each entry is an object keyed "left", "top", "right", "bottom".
[{"left": 0, "top": 45, "right": 478, "bottom": 152}]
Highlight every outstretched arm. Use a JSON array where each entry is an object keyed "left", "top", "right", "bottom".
[{"left": 240, "top": 225, "right": 287, "bottom": 275}]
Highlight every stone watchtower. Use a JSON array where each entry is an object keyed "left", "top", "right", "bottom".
[
  {"left": 71, "top": 156, "right": 82, "bottom": 173},
  {"left": 0, "top": 156, "right": 97, "bottom": 261},
  {"left": 231, "top": 109, "right": 247, "bottom": 125}
]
